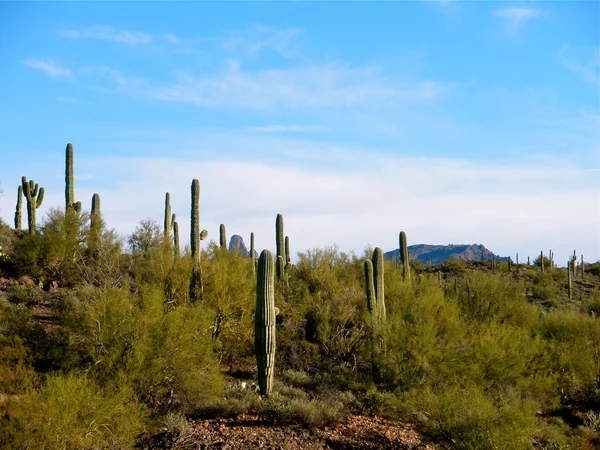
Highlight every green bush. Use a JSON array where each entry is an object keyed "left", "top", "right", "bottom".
[
  {"left": 1, "top": 372, "right": 144, "bottom": 450},
  {"left": 5, "top": 283, "right": 41, "bottom": 306}
]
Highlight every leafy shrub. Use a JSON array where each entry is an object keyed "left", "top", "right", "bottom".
[
  {"left": 0, "top": 334, "right": 37, "bottom": 394},
  {"left": 5, "top": 283, "right": 41, "bottom": 306},
  {"left": 1, "top": 372, "right": 144, "bottom": 450}
]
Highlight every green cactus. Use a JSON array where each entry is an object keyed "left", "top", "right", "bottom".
[
  {"left": 220, "top": 224, "right": 227, "bottom": 249},
  {"left": 89, "top": 193, "right": 102, "bottom": 253},
  {"left": 399, "top": 231, "right": 410, "bottom": 281},
  {"left": 21, "top": 176, "right": 44, "bottom": 233},
  {"left": 65, "top": 143, "right": 81, "bottom": 213},
  {"left": 190, "top": 179, "right": 208, "bottom": 301},
  {"left": 250, "top": 232, "right": 256, "bottom": 272},
  {"left": 581, "top": 255, "right": 585, "bottom": 279},
  {"left": 164, "top": 192, "right": 176, "bottom": 238},
  {"left": 275, "top": 213, "right": 284, "bottom": 280},
  {"left": 572, "top": 250, "right": 577, "bottom": 278},
  {"left": 364, "top": 259, "right": 375, "bottom": 315},
  {"left": 527, "top": 256, "right": 530, "bottom": 266},
  {"left": 508, "top": 256, "right": 512, "bottom": 272},
  {"left": 14, "top": 185, "right": 22, "bottom": 229},
  {"left": 567, "top": 260, "right": 573, "bottom": 299},
  {"left": 516, "top": 253, "right": 519, "bottom": 267},
  {"left": 372, "top": 247, "right": 386, "bottom": 323},
  {"left": 285, "top": 235, "right": 291, "bottom": 267},
  {"left": 173, "top": 220, "right": 180, "bottom": 258},
  {"left": 255, "top": 249, "right": 276, "bottom": 397},
  {"left": 540, "top": 251, "right": 544, "bottom": 272}
]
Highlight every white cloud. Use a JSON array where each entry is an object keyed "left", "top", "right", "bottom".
[
  {"left": 59, "top": 26, "right": 152, "bottom": 45},
  {"left": 223, "top": 25, "right": 305, "bottom": 59},
  {"left": 109, "top": 62, "right": 447, "bottom": 111},
  {"left": 558, "top": 46, "right": 600, "bottom": 87},
  {"left": 494, "top": 7, "right": 544, "bottom": 30},
  {"left": 23, "top": 59, "right": 71, "bottom": 78}
]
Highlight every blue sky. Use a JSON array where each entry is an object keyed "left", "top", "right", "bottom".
[{"left": 1, "top": 1, "right": 598, "bottom": 264}]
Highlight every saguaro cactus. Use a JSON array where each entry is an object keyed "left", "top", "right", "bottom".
[
  {"left": 255, "top": 249, "right": 276, "bottom": 397},
  {"left": 173, "top": 220, "right": 180, "bottom": 258},
  {"left": 89, "top": 193, "right": 102, "bottom": 253},
  {"left": 372, "top": 247, "right": 386, "bottom": 322},
  {"left": 540, "top": 251, "right": 544, "bottom": 272},
  {"left": 364, "top": 259, "right": 375, "bottom": 315},
  {"left": 14, "top": 185, "right": 22, "bottom": 229},
  {"left": 65, "top": 143, "right": 81, "bottom": 213},
  {"left": 567, "top": 260, "right": 573, "bottom": 299},
  {"left": 581, "top": 255, "right": 585, "bottom": 279},
  {"left": 21, "top": 176, "right": 44, "bottom": 233},
  {"left": 285, "top": 236, "right": 291, "bottom": 267},
  {"left": 220, "top": 224, "right": 227, "bottom": 249},
  {"left": 275, "top": 213, "right": 284, "bottom": 279},
  {"left": 190, "top": 179, "right": 208, "bottom": 301},
  {"left": 399, "top": 231, "right": 410, "bottom": 281},
  {"left": 164, "top": 192, "right": 176, "bottom": 238},
  {"left": 508, "top": 256, "right": 512, "bottom": 272}
]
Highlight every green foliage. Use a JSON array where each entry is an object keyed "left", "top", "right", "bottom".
[
  {"left": 5, "top": 283, "right": 41, "bottom": 307},
  {"left": 1, "top": 372, "right": 144, "bottom": 450}
]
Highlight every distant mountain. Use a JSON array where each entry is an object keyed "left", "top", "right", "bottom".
[
  {"left": 385, "top": 244, "right": 508, "bottom": 265},
  {"left": 228, "top": 234, "right": 258, "bottom": 258}
]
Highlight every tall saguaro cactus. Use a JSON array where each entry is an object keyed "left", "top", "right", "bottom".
[
  {"left": 220, "top": 224, "right": 227, "bottom": 249},
  {"left": 190, "top": 179, "right": 208, "bottom": 301},
  {"left": 372, "top": 247, "right": 386, "bottom": 323},
  {"left": 275, "top": 213, "right": 285, "bottom": 280},
  {"left": 567, "top": 260, "right": 573, "bottom": 299},
  {"left": 89, "top": 193, "right": 102, "bottom": 253},
  {"left": 14, "top": 185, "right": 22, "bottom": 229},
  {"left": 65, "top": 143, "right": 81, "bottom": 213},
  {"left": 399, "top": 231, "right": 410, "bottom": 281},
  {"left": 21, "top": 176, "right": 44, "bottom": 233},
  {"left": 255, "top": 249, "right": 276, "bottom": 397},
  {"left": 164, "top": 192, "right": 176, "bottom": 238},
  {"left": 364, "top": 259, "right": 376, "bottom": 315},
  {"left": 285, "top": 236, "right": 291, "bottom": 267},
  {"left": 173, "top": 221, "right": 180, "bottom": 258}
]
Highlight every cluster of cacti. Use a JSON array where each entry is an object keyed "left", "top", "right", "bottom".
[
  {"left": 255, "top": 249, "right": 276, "bottom": 397},
  {"left": 399, "top": 231, "right": 410, "bottom": 281},
  {"left": 190, "top": 179, "right": 208, "bottom": 301},
  {"left": 220, "top": 224, "right": 227, "bottom": 249},
  {"left": 65, "top": 143, "right": 81, "bottom": 213},
  {"left": 14, "top": 185, "right": 22, "bottom": 229},
  {"left": 21, "top": 176, "right": 44, "bottom": 233}
]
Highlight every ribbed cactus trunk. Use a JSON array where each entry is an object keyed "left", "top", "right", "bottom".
[
  {"left": 285, "top": 236, "right": 291, "bottom": 267},
  {"left": 173, "top": 221, "right": 180, "bottom": 258},
  {"left": 22, "top": 177, "right": 44, "bottom": 233},
  {"left": 65, "top": 143, "right": 81, "bottom": 213},
  {"left": 220, "top": 224, "right": 227, "bottom": 249},
  {"left": 567, "top": 260, "right": 573, "bottom": 299},
  {"left": 372, "top": 247, "right": 386, "bottom": 323},
  {"left": 364, "top": 259, "right": 375, "bottom": 315},
  {"left": 164, "top": 192, "right": 176, "bottom": 238},
  {"left": 516, "top": 253, "right": 519, "bottom": 267},
  {"left": 14, "top": 185, "right": 22, "bottom": 229},
  {"left": 527, "top": 256, "right": 530, "bottom": 266},
  {"left": 275, "top": 214, "right": 284, "bottom": 280},
  {"left": 190, "top": 179, "right": 207, "bottom": 301},
  {"left": 508, "top": 256, "right": 512, "bottom": 272},
  {"left": 581, "top": 255, "right": 585, "bottom": 279},
  {"left": 399, "top": 231, "right": 410, "bottom": 282},
  {"left": 89, "top": 193, "right": 101, "bottom": 254},
  {"left": 255, "top": 249, "right": 276, "bottom": 397},
  {"left": 540, "top": 251, "right": 544, "bottom": 272},
  {"left": 572, "top": 250, "right": 577, "bottom": 278}
]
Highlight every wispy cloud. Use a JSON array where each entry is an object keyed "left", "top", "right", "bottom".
[
  {"left": 110, "top": 61, "right": 447, "bottom": 110},
  {"left": 494, "top": 7, "right": 544, "bottom": 31},
  {"left": 223, "top": 25, "right": 305, "bottom": 59},
  {"left": 23, "top": 59, "right": 71, "bottom": 78},
  {"left": 59, "top": 25, "right": 152, "bottom": 45},
  {"left": 558, "top": 46, "right": 600, "bottom": 87}
]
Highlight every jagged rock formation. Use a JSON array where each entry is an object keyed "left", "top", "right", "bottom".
[
  {"left": 385, "top": 244, "right": 507, "bottom": 265},
  {"left": 229, "top": 234, "right": 249, "bottom": 256}
]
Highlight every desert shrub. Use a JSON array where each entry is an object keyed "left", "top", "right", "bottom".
[
  {"left": 5, "top": 283, "right": 41, "bottom": 306},
  {"left": 398, "top": 384, "right": 538, "bottom": 450},
  {"left": 259, "top": 392, "right": 347, "bottom": 428},
  {"left": 1, "top": 372, "right": 144, "bottom": 450},
  {"left": 0, "top": 334, "right": 37, "bottom": 394},
  {"left": 531, "top": 272, "right": 561, "bottom": 302},
  {"left": 586, "top": 261, "right": 600, "bottom": 277}
]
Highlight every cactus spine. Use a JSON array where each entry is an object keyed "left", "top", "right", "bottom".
[
  {"left": 220, "top": 224, "right": 227, "bottom": 249},
  {"left": 275, "top": 213, "right": 285, "bottom": 280},
  {"left": 190, "top": 179, "right": 207, "bottom": 301},
  {"left": 65, "top": 143, "right": 81, "bottom": 213},
  {"left": 21, "top": 176, "right": 44, "bottom": 233},
  {"left": 372, "top": 247, "right": 386, "bottom": 323},
  {"left": 399, "top": 231, "right": 410, "bottom": 282},
  {"left": 14, "top": 185, "right": 22, "bottom": 229},
  {"left": 255, "top": 249, "right": 276, "bottom": 397}
]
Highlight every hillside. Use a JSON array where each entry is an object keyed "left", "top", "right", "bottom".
[{"left": 385, "top": 243, "right": 508, "bottom": 265}]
